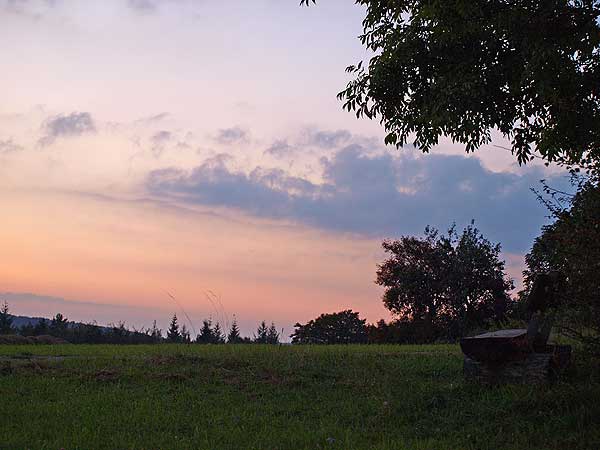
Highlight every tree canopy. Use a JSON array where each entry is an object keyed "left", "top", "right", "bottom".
[
  {"left": 301, "top": 0, "right": 600, "bottom": 169},
  {"left": 376, "top": 224, "right": 513, "bottom": 338},
  {"left": 291, "top": 310, "right": 368, "bottom": 344},
  {"left": 524, "top": 180, "right": 600, "bottom": 354}
]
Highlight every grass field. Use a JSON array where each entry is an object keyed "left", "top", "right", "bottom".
[{"left": 0, "top": 344, "right": 599, "bottom": 450}]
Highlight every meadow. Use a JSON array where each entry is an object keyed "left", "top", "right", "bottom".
[{"left": 0, "top": 344, "right": 599, "bottom": 450}]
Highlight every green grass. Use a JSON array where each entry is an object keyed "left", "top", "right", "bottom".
[{"left": 0, "top": 344, "right": 598, "bottom": 450}]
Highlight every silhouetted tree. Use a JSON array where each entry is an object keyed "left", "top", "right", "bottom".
[
  {"left": 254, "top": 321, "right": 269, "bottom": 344},
  {"left": 72, "top": 322, "right": 104, "bottom": 344},
  {"left": 167, "top": 314, "right": 181, "bottom": 343},
  {"left": 227, "top": 318, "right": 242, "bottom": 344},
  {"left": 19, "top": 322, "right": 35, "bottom": 337},
  {"left": 0, "top": 301, "right": 14, "bottom": 335},
  {"left": 366, "top": 318, "right": 441, "bottom": 345},
  {"left": 301, "top": 0, "right": 600, "bottom": 172},
  {"left": 109, "top": 321, "right": 129, "bottom": 344},
  {"left": 266, "top": 323, "right": 280, "bottom": 344},
  {"left": 523, "top": 180, "right": 600, "bottom": 354},
  {"left": 376, "top": 224, "right": 513, "bottom": 340},
  {"left": 180, "top": 324, "right": 191, "bottom": 343},
  {"left": 33, "top": 318, "right": 49, "bottom": 335},
  {"left": 196, "top": 319, "right": 214, "bottom": 344},
  {"left": 149, "top": 320, "right": 162, "bottom": 343},
  {"left": 212, "top": 323, "right": 225, "bottom": 344},
  {"left": 291, "top": 310, "right": 368, "bottom": 344},
  {"left": 50, "top": 313, "right": 69, "bottom": 337}
]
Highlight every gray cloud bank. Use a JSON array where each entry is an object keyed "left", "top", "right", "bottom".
[{"left": 147, "top": 144, "right": 566, "bottom": 253}]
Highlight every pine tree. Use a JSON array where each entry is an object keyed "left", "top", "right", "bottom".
[
  {"left": 0, "top": 301, "right": 14, "bottom": 335},
  {"left": 181, "top": 324, "right": 191, "bottom": 343},
  {"left": 254, "top": 321, "right": 269, "bottom": 344},
  {"left": 196, "top": 319, "right": 214, "bottom": 344},
  {"left": 227, "top": 319, "right": 242, "bottom": 344},
  {"left": 167, "top": 314, "right": 181, "bottom": 343},
  {"left": 149, "top": 320, "right": 162, "bottom": 343},
  {"left": 266, "top": 322, "right": 280, "bottom": 344},
  {"left": 212, "top": 323, "right": 225, "bottom": 344}
]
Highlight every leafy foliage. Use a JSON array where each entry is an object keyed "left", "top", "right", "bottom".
[
  {"left": 301, "top": 0, "right": 600, "bottom": 169},
  {"left": 376, "top": 224, "right": 513, "bottom": 339},
  {"left": 291, "top": 310, "right": 368, "bottom": 344},
  {"left": 524, "top": 180, "right": 600, "bottom": 354}
]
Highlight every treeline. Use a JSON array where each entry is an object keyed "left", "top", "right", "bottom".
[
  {"left": 0, "top": 303, "right": 281, "bottom": 345},
  {"left": 291, "top": 223, "right": 521, "bottom": 345},
  {"left": 164, "top": 314, "right": 280, "bottom": 344},
  {"left": 290, "top": 310, "right": 523, "bottom": 345},
  {"left": 293, "top": 181, "right": 600, "bottom": 353}
]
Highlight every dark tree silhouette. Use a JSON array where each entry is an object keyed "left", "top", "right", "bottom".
[
  {"left": 149, "top": 320, "right": 162, "bottom": 343},
  {"left": 377, "top": 224, "right": 513, "bottom": 339},
  {"left": 301, "top": 0, "right": 600, "bottom": 171},
  {"left": 196, "top": 319, "right": 214, "bottom": 344},
  {"left": 0, "top": 301, "right": 14, "bottom": 335},
  {"left": 227, "top": 319, "right": 242, "bottom": 344},
  {"left": 180, "top": 324, "right": 191, "bottom": 343},
  {"left": 254, "top": 321, "right": 269, "bottom": 344},
  {"left": 291, "top": 310, "right": 368, "bottom": 344},
  {"left": 33, "top": 318, "right": 49, "bottom": 335},
  {"left": 524, "top": 180, "right": 600, "bottom": 354},
  {"left": 212, "top": 323, "right": 225, "bottom": 344},
  {"left": 50, "top": 313, "right": 69, "bottom": 337},
  {"left": 166, "top": 314, "right": 181, "bottom": 343},
  {"left": 266, "top": 323, "right": 280, "bottom": 345}
]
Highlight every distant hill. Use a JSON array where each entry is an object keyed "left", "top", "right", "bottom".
[
  {"left": 8, "top": 314, "right": 47, "bottom": 329},
  {"left": 8, "top": 314, "right": 111, "bottom": 332}
]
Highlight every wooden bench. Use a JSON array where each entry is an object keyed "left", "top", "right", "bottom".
[
  {"left": 459, "top": 274, "right": 571, "bottom": 383},
  {"left": 460, "top": 329, "right": 571, "bottom": 384}
]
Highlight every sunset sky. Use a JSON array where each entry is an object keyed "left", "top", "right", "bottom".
[{"left": 0, "top": 0, "right": 569, "bottom": 337}]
